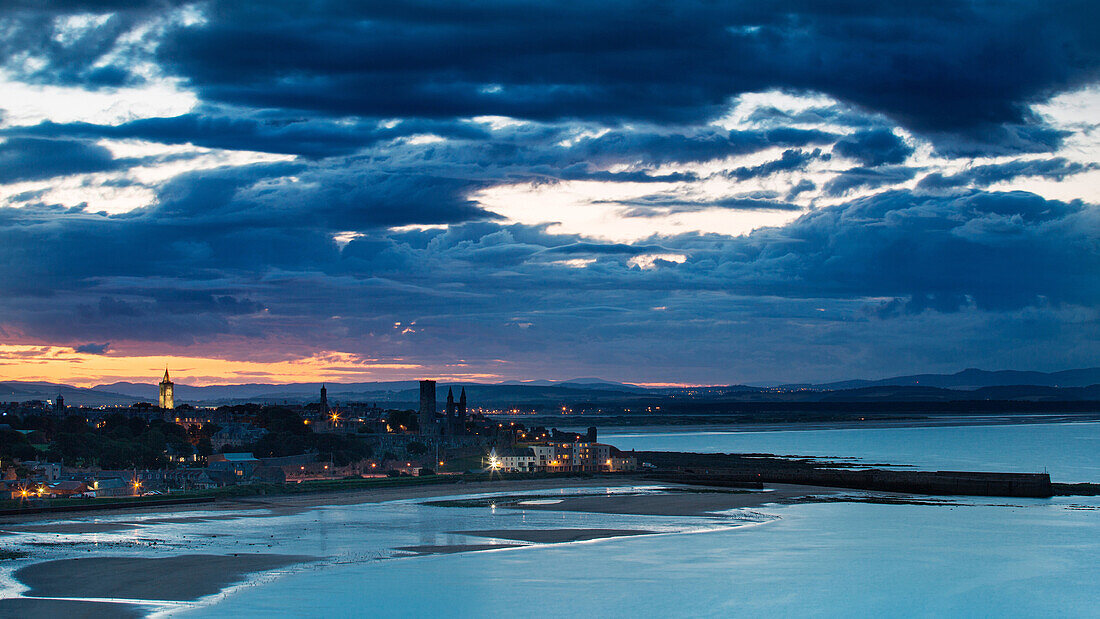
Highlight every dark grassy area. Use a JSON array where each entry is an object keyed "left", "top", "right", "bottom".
[{"left": 0, "top": 550, "right": 30, "bottom": 560}]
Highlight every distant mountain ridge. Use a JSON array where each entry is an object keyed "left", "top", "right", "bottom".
[
  {"left": 783, "top": 367, "right": 1100, "bottom": 390},
  {"left": 1, "top": 367, "right": 1096, "bottom": 407}
]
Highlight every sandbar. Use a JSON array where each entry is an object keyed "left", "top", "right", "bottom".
[
  {"left": 0, "top": 598, "right": 147, "bottom": 618},
  {"left": 395, "top": 543, "right": 525, "bottom": 555},
  {"left": 14, "top": 553, "right": 316, "bottom": 601},
  {"left": 456, "top": 528, "right": 654, "bottom": 543},
  {"left": 494, "top": 484, "right": 835, "bottom": 517}
]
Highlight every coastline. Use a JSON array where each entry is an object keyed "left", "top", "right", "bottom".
[
  {"left": 0, "top": 477, "right": 832, "bottom": 616},
  {"left": 1, "top": 472, "right": 1088, "bottom": 617}
]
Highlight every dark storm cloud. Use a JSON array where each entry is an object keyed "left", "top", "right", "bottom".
[
  {"left": 785, "top": 179, "right": 816, "bottom": 200},
  {"left": 1, "top": 1, "right": 1098, "bottom": 381},
  {"left": 5, "top": 114, "right": 492, "bottom": 159},
  {"left": 150, "top": 1, "right": 1098, "bottom": 143},
  {"left": 916, "top": 158, "right": 1096, "bottom": 191},
  {"left": 0, "top": 4, "right": 175, "bottom": 87},
  {"left": 0, "top": 137, "right": 121, "bottom": 182},
  {"left": 2, "top": 181, "right": 1093, "bottom": 332},
  {"left": 74, "top": 342, "right": 110, "bottom": 354},
  {"left": 823, "top": 166, "right": 919, "bottom": 196},
  {"left": 726, "top": 149, "right": 823, "bottom": 180},
  {"left": 603, "top": 194, "right": 803, "bottom": 217},
  {"left": 0, "top": 176, "right": 1095, "bottom": 378},
  {"left": 832, "top": 130, "right": 913, "bottom": 167},
  {"left": 717, "top": 190, "right": 1100, "bottom": 310}
]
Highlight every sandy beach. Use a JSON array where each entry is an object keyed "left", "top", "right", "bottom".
[
  {"left": 395, "top": 543, "right": 525, "bottom": 555},
  {"left": 456, "top": 528, "right": 656, "bottom": 543},
  {"left": 493, "top": 485, "right": 835, "bottom": 517},
  {"left": 0, "top": 477, "right": 632, "bottom": 528},
  {"left": 0, "top": 597, "right": 148, "bottom": 619},
  {"left": 14, "top": 554, "right": 316, "bottom": 601}
]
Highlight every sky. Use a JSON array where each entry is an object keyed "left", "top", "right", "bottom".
[{"left": 0, "top": 1, "right": 1098, "bottom": 387}]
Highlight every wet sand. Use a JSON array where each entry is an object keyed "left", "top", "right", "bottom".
[
  {"left": 0, "top": 522, "right": 139, "bottom": 534},
  {"left": 0, "top": 477, "right": 632, "bottom": 526},
  {"left": 0, "top": 597, "right": 147, "bottom": 618},
  {"left": 495, "top": 484, "right": 837, "bottom": 517},
  {"left": 14, "top": 553, "right": 315, "bottom": 601},
  {"left": 456, "top": 528, "right": 655, "bottom": 543},
  {"left": 395, "top": 543, "right": 525, "bottom": 555}
]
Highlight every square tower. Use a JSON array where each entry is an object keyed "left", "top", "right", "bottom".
[{"left": 418, "top": 380, "right": 436, "bottom": 435}]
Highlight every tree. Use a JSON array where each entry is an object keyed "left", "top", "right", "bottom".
[{"left": 196, "top": 437, "right": 213, "bottom": 458}]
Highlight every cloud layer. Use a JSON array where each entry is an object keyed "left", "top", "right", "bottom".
[{"left": 0, "top": 1, "right": 1097, "bottom": 383}]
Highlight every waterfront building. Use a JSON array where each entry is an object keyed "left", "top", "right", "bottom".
[
  {"left": 492, "top": 442, "right": 635, "bottom": 473},
  {"left": 159, "top": 368, "right": 175, "bottom": 410},
  {"left": 91, "top": 477, "right": 132, "bottom": 498},
  {"left": 488, "top": 447, "right": 538, "bottom": 472}
]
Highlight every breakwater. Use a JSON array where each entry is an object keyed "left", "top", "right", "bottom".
[{"left": 640, "top": 451, "right": 1053, "bottom": 497}]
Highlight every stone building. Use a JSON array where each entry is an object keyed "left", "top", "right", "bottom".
[{"left": 418, "top": 380, "right": 437, "bottom": 436}]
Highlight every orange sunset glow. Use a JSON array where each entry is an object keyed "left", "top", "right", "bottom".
[{"left": 0, "top": 344, "right": 504, "bottom": 387}]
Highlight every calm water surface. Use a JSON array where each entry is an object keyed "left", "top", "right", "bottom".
[
  {"left": 601, "top": 421, "right": 1100, "bottom": 483},
  {"left": 188, "top": 495, "right": 1100, "bottom": 618}
]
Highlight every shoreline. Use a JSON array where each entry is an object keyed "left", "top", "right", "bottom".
[
  {"left": 0, "top": 476, "right": 642, "bottom": 526},
  {"left": 0, "top": 474, "right": 1083, "bottom": 617},
  {"left": 569, "top": 412, "right": 1100, "bottom": 433},
  {"left": 0, "top": 478, "right": 816, "bottom": 616}
]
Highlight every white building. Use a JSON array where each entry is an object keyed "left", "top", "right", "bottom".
[{"left": 489, "top": 442, "right": 635, "bottom": 473}]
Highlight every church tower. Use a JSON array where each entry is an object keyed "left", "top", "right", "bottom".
[
  {"left": 320, "top": 384, "right": 329, "bottom": 414},
  {"left": 418, "top": 380, "right": 437, "bottom": 435},
  {"left": 159, "top": 368, "right": 175, "bottom": 410},
  {"left": 458, "top": 387, "right": 467, "bottom": 435},
  {"left": 445, "top": 388, "right": 456, "bottom": 435}
]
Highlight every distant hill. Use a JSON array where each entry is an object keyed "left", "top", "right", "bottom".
[
  {"left": 783, "top": 368, "right": 1100, "bottom": 391},
  {"left": 0, "top": 381, "right": 136, "bottom": 406},
  {"left": 1, "top": 367, "right": 1095, "bottom": 408}
]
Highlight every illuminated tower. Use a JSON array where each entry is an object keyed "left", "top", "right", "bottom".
[
  {"left": 320, "top": 384, "right": 329, "bottom": 414},
  {"left": 418, "top": 380, "right": 436, "bottom": 435},
  {"left": 159, "top": 368, "right": 175, "bottom": 410}
]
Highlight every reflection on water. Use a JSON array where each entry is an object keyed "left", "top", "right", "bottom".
[{"left": 184, "top": 496, "right": 1100, "bottom": 618}]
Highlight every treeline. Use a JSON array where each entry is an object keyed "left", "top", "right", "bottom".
[
  {"left": 1, "top": 414, "right": 195, "bottom": 469},
  {"left": 238, "top": 406, "right": 373, "bottom": 466}
]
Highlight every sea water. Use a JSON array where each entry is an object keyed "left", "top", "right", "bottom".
[
  {"left": 3, "top": 421, "right": 1099, "bottom": 617},
  {"left": 182, "top": 495, "right": 1100, "bottom": 618},
  {"left": 601, "top": 421, "right": 1100, "bottom": 483}
]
